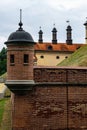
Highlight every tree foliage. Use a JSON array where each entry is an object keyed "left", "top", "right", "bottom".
[{"left": 0, "top": 47, "right": 7, "bottom": 76}]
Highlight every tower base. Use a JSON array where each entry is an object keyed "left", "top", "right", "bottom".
[{"left": 5, "top": 80, "right": 35, "bottom": 95}]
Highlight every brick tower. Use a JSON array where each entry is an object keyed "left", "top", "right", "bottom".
[
  {"left": 5, "top": 10, "right": 35, "bottom": 94},
  {"left": 4, "top": 10, "right": 35, "bottom": 129}
]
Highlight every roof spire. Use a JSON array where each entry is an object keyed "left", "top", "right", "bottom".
[
  {"left": 52, "top": 23, "right": 57, "bottom": 44},
  {"left": 40, "top": 26, "right": 41, "bottom": 30},
  {"left": 66, "top": 20, "right": 72, "bottom": 44},
  {"left": 18, "top": 9, "right": 23, "bottom": 30},
  {"left": 38, "top": 26, "right": 43, "bottom": 43},
  {"left": 53, "top": 23, "right": 55, "bottom": 27},
  {"left": 66, "top": 20, "right": 70, "bottom": 25}
]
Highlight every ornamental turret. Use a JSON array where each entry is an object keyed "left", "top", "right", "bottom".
[
  {"left": 4, "top": 9, "right": 35, "bottom": 94},
  {"left": 52, "top": 24, "right": 57, "bottom": 44},
  {"left": 66, "top": 21, "right": 72, "bottom": 44},
  {"left": 38, "top": 26, "right": 43, "bottom": 43}
]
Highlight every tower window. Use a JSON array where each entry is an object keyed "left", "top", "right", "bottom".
[
  {"left": 10, "top": 54, "right": 14, "bottom": 64},
  {"left": 24, "top": 54, "right": 29, "bottom": 63}
]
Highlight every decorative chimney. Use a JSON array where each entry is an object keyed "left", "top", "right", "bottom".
[
  {"left": 84, "top": 18, "right": 87, "bottom": 44},
  {"left": 4, "top": 9, "right": 35, "bottom": 94},
  {"left": 66, "top": 21, "right": 72, "bottom": 45},
  {"left": 38, "top": 26, "right": 43, "bottom": 43},
  {"left": 52, "top": 24, "right": 57, "bottom": 44}
]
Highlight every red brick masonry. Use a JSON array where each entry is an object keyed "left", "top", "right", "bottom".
[{"left": 12, "top": 66, "right": 87, "bottom": 130}]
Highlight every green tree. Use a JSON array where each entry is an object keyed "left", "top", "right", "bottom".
[{"left": 0, "top": 47, "right": 7, "bottom": 76}]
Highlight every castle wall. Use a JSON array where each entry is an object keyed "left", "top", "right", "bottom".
[{"left": 12, "top": 67, "right": 87, "bottom": 130}]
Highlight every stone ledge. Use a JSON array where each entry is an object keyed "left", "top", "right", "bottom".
[
  {"left": 5, "top": 80, "right": 35, "bottom": 94},
  {"left": 35, "top": 82, "right": 87, "bottom": 86}
]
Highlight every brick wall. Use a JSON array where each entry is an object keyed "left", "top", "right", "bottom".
[
  {"left": 34, "top": 66, "right": 87, "bottom": 83},
  {"left": 12, "top": 66, "right": 87, "bottom": 130},
  {"left": 7, "top": 44, "right": 34, "bottom": 80}
]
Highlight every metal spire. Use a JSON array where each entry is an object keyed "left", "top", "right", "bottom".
[
  {"left": 53, "top": 23, "right": 55, "bottom": 27},
  {"left": 19, "top": 9, "right": 23, "bottom": 30},
  {"left": 66, "top": 20, "right": 70, "bottom": 25},
  {"left": 40, "top": 26, "right": 41, "bottom": 30}
]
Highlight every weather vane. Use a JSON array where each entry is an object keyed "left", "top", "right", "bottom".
[
  {"left": 66, "top": 20, "right": 70, "bottom": 24},
  {"left": 53, "top": 23, "right": 55, "bottom": 27},
  {"left": 20, "top": 9, "right": 22, "bottom": 22},
  {"left": 19, "top": 9, "right": 23, "bottom": 30},
  {"left": 40, "top": 26, "right": 41, "bottom": 30}
]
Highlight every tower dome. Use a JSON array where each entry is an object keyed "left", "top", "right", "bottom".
[{"left": 5, "top": 23, "right": 34, "bottom": 44}]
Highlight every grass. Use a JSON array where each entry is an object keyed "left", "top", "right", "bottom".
[
  {"left": 0, "top": 88, "right": 11, "bottom": 130},
  {"left": 57, "top": 44, "right": 87, "bottom": 67},
  {"left": 1, "top": 98, "right": 11, "bottom": 130},
  {"left": 0, "top": 99, "right": 6, "bottom": 124},
  {"left": 0, "top": 88, "right": 11, "bottom": 124}
]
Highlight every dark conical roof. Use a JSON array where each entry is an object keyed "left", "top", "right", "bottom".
[
  {"left": 5, "top": 21, "right": 35, "bottom": 45},
  {"left": 66, "top": 25, "right": 72, "bottom": 31},
  {"left": 67, "top": 25, "right": 71, "bottom": 29},
  {"left": 38, "top": 27, "right": 43, "bottom": 34},
  {"left": 52, "top": 27, "right": 57, "bottom": 32}
]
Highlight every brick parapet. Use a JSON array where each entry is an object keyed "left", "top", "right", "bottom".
[{"left": 34, "top": 66, "right": 87, "bottom": 84}]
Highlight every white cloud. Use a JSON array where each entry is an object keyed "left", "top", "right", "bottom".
[
  {"left": 0, "top": 0, "right": 86, "bottom": 50},
  {"left": 45, "top": 0, "right": 86, "bottom": 10}
]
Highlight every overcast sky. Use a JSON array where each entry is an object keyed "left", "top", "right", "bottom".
[{"left": 0, "top": 0, "right": 87, "bottom": 50}]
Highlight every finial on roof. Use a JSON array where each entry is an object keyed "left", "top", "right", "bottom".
[
  {"left": 53, "top": 23, "right": 55, "bottom": 27},
  {"left": 40, "top": 26, "right": 41, "bottom": 30},
  {"left": 53, "top": 23, "right": 56, "bottom": 28},
  {"left": 52, "top": 23, "right": 57, "bottom": 32},
  {"left": 66, "top": 20, "right": 70, "bottom": 25},
  {"left": 18, "top": 9, "right": 23, "bottom": 30},
  {"left": 39, "top": 26, "right": 43, "bottom": 33}
]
